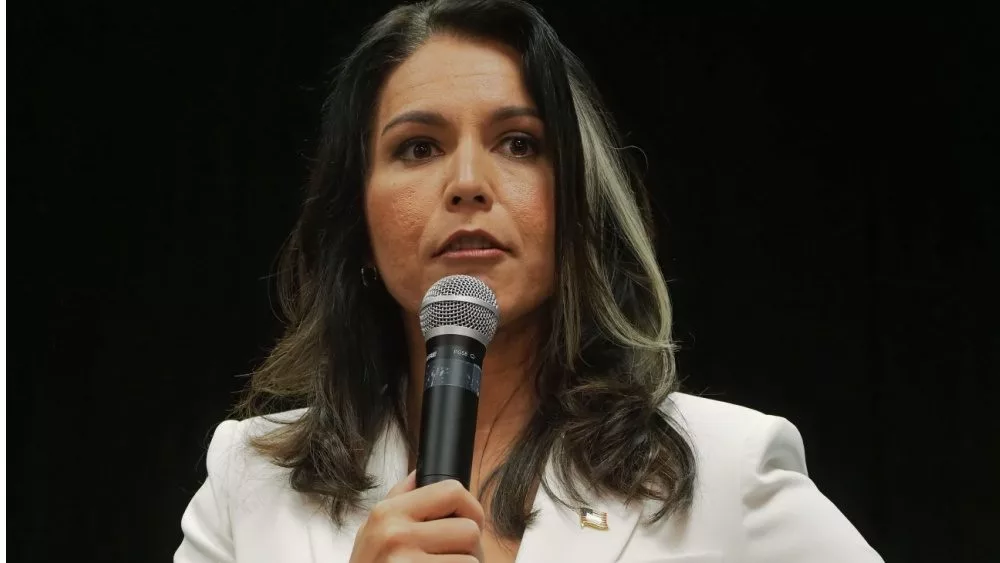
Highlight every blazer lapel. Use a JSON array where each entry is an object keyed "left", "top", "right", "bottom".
[{"left": 516, "top": 460, "right": 644, "bottom": 563}]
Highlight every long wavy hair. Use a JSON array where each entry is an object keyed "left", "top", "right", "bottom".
[{"left": 239, "top": 0, "right": 695, "bottom": 538}]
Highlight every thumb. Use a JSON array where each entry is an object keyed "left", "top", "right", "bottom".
[{"left": 386, "top": 470, "right": 417, "bottom": 499}]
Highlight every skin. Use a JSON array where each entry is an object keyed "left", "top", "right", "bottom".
[{"left": 360, "top": 34, "right": 557, "bottom": 562}]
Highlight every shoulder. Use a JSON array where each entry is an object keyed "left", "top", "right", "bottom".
[
  {"left": 664, "top": 391, "right": 782, "bottom": 430},
  {"left": 205, "top": 408, "right": 308, "bottom": 459},
  {"left": 177, "top": 409, "right": 315, "bottom": 561},
  {"left": 656, "top": 392, "right": 811, "bottom": 530},
  {"left": 202, "top": 409, "right": 309, "bottom": 498},
  {"left": 661, "top": 392, "right": 807, "bottom": 476},
  {"left": 650, "top": 393, "right": 883, "bottom": 561}
]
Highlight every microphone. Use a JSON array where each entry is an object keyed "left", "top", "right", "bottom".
[{"left": 416, "top": 275, "right": 500, "bottom": 489}]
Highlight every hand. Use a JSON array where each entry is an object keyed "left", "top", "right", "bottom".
[{"left": 349, "top": 471, "right": 486, "bottom": 563}]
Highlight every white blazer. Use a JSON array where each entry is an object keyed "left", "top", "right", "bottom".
[{"left": 175, "top": 393, "right": 883, "bottom": 562}]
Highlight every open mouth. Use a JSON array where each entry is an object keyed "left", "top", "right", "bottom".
[
  {"left": 443, "top": 235, "right": 500, "bottom": 252},
  {"left": 435, "top": 231, "right": 509, "bottom": 257}
]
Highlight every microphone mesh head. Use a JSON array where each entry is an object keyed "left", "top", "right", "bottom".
[{"left": 419, "top": 275, "right": 500, "bottom": 344}]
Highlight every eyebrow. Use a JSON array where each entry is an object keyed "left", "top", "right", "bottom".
[{"left": 380, "top": 105, "right": 541, "bottom": 137}]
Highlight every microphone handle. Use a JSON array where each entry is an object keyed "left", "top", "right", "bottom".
[
  {"left": 417, "top": 385, "right": 479, "bottom": 488},
  {"left": 416, "top": 334, "right": 486, "bottom": 489}
]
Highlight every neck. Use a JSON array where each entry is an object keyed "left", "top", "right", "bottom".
[{"left": 404, "top": 310, "right": 542, "bottom": 456}]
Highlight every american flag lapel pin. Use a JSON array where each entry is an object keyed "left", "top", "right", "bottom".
[{"left": 578, "top": 507, "right": 609, "bottom": 531}]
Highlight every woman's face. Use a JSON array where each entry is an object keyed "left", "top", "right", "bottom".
[{"left": 365, "top": 35, "right": 556, "bottom": 327}]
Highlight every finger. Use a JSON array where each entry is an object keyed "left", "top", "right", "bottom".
[
  {"left": 398, "top": 479, "right": 485, "bottom": 528},
  {"left": 409, "top": 517, "right": 482, "bottom": 555},
  {"left": 410, "top": 553, "right": 480, "bottom": 563},
  {"left": 386, "top": 470, "right": 417, "bottom": 499},
  {"left": 421, "top": 555, "right": 480, "bottom": 563}
]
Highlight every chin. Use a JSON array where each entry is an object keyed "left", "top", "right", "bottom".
[{"left": 496, "top": 290, "right": 552, "bottom": 328}]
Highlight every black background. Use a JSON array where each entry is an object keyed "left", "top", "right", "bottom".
[{"left": 8, "top": 1, "right": 999, "bottom": 561}]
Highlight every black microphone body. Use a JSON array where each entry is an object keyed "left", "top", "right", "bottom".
[{"left": 416, "top": 333, "right": 486, "bottom": 489}]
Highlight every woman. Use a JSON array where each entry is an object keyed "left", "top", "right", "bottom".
[{"left": 176, "top": 1, "right": 884, "bottom": 561}]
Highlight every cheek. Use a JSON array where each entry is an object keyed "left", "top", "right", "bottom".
[
  {"left": 365, "top": 177, "right": 431, "bottom": 308},
  {"left": 504, "top": 167, "right": 557, "bottom": 282},
  {"left": 508, "top": 169, "right": 555, "bottom": 254}
]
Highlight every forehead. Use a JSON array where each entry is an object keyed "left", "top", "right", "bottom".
[{"left": 375, "top": 34, "right": 534, "bottom": 122}]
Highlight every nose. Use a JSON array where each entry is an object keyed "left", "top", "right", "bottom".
[{"left": 443, "top": 139, "right": 494, "bottom": 211}]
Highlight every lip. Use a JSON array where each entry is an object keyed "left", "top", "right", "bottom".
[{"left": 433, "top": 229, "right": 510, "bottom": 258}]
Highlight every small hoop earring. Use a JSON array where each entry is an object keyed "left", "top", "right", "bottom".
[{"left": 360, "top": 265, "right": 379, "bottom": 287}]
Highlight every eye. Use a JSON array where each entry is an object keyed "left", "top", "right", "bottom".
[
  {"left": 498, "top": 134, "right": 541, "bottom": 159},
  {"left": 395, "top": 138, "right": 443, "bottom": 161}
]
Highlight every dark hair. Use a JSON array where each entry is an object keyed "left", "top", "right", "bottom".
[{"left": 240, "top": 0, "right": 695, "bottom": 538}]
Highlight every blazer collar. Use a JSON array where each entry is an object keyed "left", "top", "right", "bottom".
[{"left": 342, "top": 422, "right": 644, "bottom": 563}]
